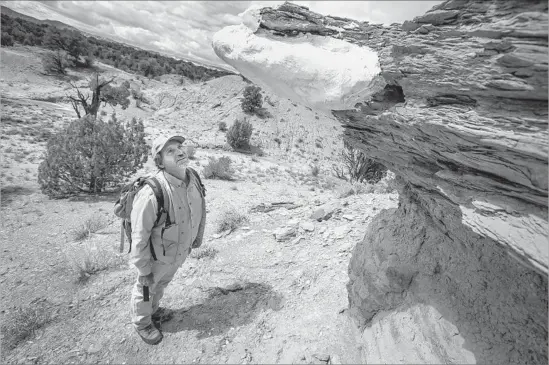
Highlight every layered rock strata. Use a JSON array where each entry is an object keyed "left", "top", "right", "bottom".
[{"left": 213, "top": 1, "right": 548, "bottom": 363}]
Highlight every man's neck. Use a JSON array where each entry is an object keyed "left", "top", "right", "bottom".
[{"left": 163, "top": 168, "right": 189, "bottom": 185}]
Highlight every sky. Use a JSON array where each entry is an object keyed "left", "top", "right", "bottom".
[{"left": 1, "top": 1, "right": 443, "bottom": 71}]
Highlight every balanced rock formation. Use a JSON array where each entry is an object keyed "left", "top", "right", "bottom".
[{"left": 213, "top": 1, "right": 548, "bottom": 364}]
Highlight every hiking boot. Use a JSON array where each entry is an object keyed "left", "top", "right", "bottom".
[
  {"left": 135, "top": 323, "right": 163, "bottom": 345},
  {"left": 152, "top": 307, "right": 174, "bottom": 323}
]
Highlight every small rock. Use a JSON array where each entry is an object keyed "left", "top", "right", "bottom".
[
  {"left": 313, "top": 353, "right": 331, "bottom": 363},
  {"left": 274, "top": 227, "right": 297, "bottom": 241},
  {"left": 334, "top": 225, "right": 350, "bottom": 239},
  {"left": 310, "top": 208, "right": 325, "bottom": 221},
  {"left": 291, "top": 236, "right": 304, "bottom": 245},
  {"left": 300, "top": 222, "right": 315, "bottom": 231},
  {"left": 342, "top": 214, "right": 354, "bottom": 221},
  {"left": 287, "top": 219, "right": 300, "bottom": 227}
]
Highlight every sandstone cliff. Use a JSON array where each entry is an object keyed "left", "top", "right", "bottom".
[{"left": 212, "top": 1, "right": 548, "bottom": 363}]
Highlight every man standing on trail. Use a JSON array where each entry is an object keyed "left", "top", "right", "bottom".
[{"left": 130, "top": 135, "right": 206, "bottom": 345}]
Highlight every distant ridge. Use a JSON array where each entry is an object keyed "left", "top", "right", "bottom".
[
  {"left": 1, "top": 5, "right": 236, "bottom": 74},
  {"left": 1, "top": 5, "right": 79, "bottom": 32}
]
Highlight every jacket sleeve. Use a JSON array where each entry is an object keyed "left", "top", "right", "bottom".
[
  {"left": 129, "top": 185, "right": 157, "bottom": 276},
  {"left": 192, "top": 195, "right": 206, "bottom": 249}
]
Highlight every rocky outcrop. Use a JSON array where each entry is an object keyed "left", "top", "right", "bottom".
[{"left": 213, "top": 1, "right": 548, "bottom": 363}]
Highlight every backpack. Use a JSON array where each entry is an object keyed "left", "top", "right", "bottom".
[{"left": 113, "top": 168, "right": 206, "bottom": 255}]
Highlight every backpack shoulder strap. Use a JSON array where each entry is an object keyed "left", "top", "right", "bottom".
[
  {"left": 188, "top": 167, "right": 206, "bottom": 197},
  {"left": 144, "top": 177, "right": 170, "bottom": 226}
]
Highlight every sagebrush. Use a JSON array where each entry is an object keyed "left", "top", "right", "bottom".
[
  {"left": 191, "top": 246, "right": 219, "bottom": 260},
  {"left": 38, "top": 114, "right": 148, "bottom": 198},
  {"left": 203, "top": 156, "right": 235, "bottom": 180},
  {"left": 216, "top": 207, "right": 249, "bottom": 233},
  {"left": 226, "top": 118, "right": 253, "bottom": 150}
]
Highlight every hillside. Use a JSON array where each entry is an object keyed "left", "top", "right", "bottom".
[
  {"left": 0, "top": 6, "right": 79, "bottom": 32},
  {"left": 0, "top": 7, "right": 234, "bottom": 81},
  {"left": 0, "top": 44, "right": 395, "bottom": 364}
]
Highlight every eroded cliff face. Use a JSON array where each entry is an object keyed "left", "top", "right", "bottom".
[{"left": 213, "top": 1, "right": 548, "bottom": 363}]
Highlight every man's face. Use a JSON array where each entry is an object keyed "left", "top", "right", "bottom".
[{"left": 160, "top": 140, "right": 189, "bottom": 176}]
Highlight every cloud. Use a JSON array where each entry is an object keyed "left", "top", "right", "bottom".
[{"left": 1, "top": 1, "right": 442, "bottom": 70}]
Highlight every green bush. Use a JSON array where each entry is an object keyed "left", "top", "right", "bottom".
[
  {"left": 226, "top": 118, "right": 253, "bottom": 150},
  {"left": 241, "top": 85, "right": 263, "bottom": 114},
  {"left": 202, "top": 156, "right": 235, "bottom": 180},
  {"left": 218, "top": 121, "right": 227, "bottom": 132},
  {"left": 37, "top": 114, "right": 148, "bottom": 198}
]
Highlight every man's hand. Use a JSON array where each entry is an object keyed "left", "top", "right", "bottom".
[{"left": 138, "top": 273, "right": 154, "bottom": 286}]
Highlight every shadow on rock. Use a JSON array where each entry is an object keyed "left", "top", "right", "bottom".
[{"left": 161, "top": 281, "right": 283, "bottom": 339}]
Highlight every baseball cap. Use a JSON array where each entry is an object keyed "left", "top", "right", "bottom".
[{"left": 151, "top": 135, "right": 186, "bottom": 158}]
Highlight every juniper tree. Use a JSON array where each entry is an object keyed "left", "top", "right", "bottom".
[{"left": 38, "top": 114, "right": 148, "bottom": 198}]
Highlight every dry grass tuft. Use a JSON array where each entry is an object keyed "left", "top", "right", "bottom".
[
  {"left": 65, "top": 241, "right": 125, "bottom": 284},
  {"left": 1, "top": 300, "right": 52, "bottom": 351},
  {"left": 72, "top": 216, "right": 109, "bottom": 241}
]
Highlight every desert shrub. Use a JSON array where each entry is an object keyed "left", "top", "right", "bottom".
[
  {"left": 1, "top": 300, "right": 52, "bottom": 351},
  {"left": 218, "top": 121, "right": 227, "bottom": 132},
  {"left": 43, "top": 28, "right": 87, "bottom": 63},
  {"left": 81, "top": 54, "right": 95, "bottom": 68},
  {"left": 241, "top": 85, "right": 263, "bottom": 114},
  {"left": 1, "top": 32, "right": 14, "bottom": 47},
  {"left": 190, "top": 246, "right": 218, "bottom": 260},
  {"left": 216, "top": 207, "right": 249, "bottom": 233},
  {"left": 41, "top": 50, "right": 71, "bottom": 75},
  {"left": 202, "top": 156, "right": 235, "bottom": 180},
  {"left": 311, "top": 165, "right": 320, "bottom": 177},
  {"left": 37, "top": 114, "right": 148, "bottom": 198},
  {"left": 131, "top": 89, "right": 149, "bottom": 105},
  {"left": 332, "top": 141, "right": 387, "bottom": 184},
  {"left": 226, "top": 118, "right": 253, "bottom": 150}
]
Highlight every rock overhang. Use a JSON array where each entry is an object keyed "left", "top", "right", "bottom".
[
  {"left": 213, "top": 6, "right": 385, "bottom": 112},
  {"left": 212, "top": 0, "right": 548, "bottom": 275}
]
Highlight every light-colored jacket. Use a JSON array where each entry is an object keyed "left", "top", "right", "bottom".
[{"left": 129, "top": 169, "right": 206, "bottom": 276}]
